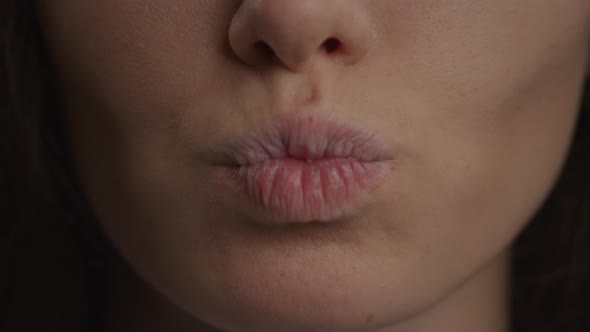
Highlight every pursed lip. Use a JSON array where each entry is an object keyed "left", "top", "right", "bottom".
[
  {"left": 211, "top": 112, "right": 395, "bottom": 225},
  {"left": 218, "top": 112, "right": 395, "bottom": 166}
]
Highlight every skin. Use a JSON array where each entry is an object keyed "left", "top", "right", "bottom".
[{"left": 37, "top": 1, "right": 590, "bottom": 331}]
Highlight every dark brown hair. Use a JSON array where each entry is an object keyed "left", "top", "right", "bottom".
[{"left": 2, "top": 1, "right": 589, "bottom": 331}]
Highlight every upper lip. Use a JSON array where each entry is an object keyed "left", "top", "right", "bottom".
[{"left": 216, "top": 112, "right": 395, "bottom": 167}]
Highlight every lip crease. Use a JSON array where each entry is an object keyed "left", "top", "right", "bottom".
[{"left": 213, "top": 112, "right": 395, "bottom": 225}]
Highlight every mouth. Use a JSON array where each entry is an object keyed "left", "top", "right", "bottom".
[{"left": 213, "top": 112, "right": 395, "bottom": 225}]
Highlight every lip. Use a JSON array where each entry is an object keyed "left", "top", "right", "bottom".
[{"left": 213, "top": 112, "right": 395, "bottom": 225}]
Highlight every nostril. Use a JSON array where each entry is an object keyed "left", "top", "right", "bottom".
[
  {"left": 249, "top": 37, "right": 344, "bottom": 70},
  {"left": 322, "top": 38, "right": 342, "bottom": 54},
  {"left": 254, "top": 40, "right": 275, "bottom": 57}
]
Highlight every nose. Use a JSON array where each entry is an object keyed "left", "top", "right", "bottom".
[{"left": 228, "top": 0, "right": 375, "bottom": 73}]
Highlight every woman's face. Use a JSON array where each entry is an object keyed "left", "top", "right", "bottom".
[{"left": 40, "top": 1, "right": 590, "bottom": 331}]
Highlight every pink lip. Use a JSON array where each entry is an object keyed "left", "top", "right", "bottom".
[{"left": 214, "top": 113, "right": 394, "bottom": 225}]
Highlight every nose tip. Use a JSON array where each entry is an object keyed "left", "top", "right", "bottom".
[{"left": 228, "top": 0, "right": 375, "bottom": 73}]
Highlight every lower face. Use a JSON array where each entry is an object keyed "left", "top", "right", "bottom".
[{"left": 39, "top": 1, "right": 589, "bottom": 331}]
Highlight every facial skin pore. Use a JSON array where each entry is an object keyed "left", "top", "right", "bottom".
[{"left": 38, "top": 1, "right": 590, "bottom": 331}]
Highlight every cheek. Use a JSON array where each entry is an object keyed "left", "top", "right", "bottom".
[
  {"left": 375, "top": 51, "right": 585, "bottom": 302},
  {"left": 361, "top": 0, "right": 590, "bottom": 246},
  {"left": 39, "top": 0, "right": 237, "bottom": 114},
  {"left": 353, "top": 0, "right": 589, "bottom": 305}
]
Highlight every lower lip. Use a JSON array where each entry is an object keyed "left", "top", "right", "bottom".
[{"left": 217, "top": 157, "right": 391, "bottom": 224}]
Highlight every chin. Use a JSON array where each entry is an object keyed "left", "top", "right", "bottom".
[{"left": 147, "top": 242, "right": 444, "bottom": 332}]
